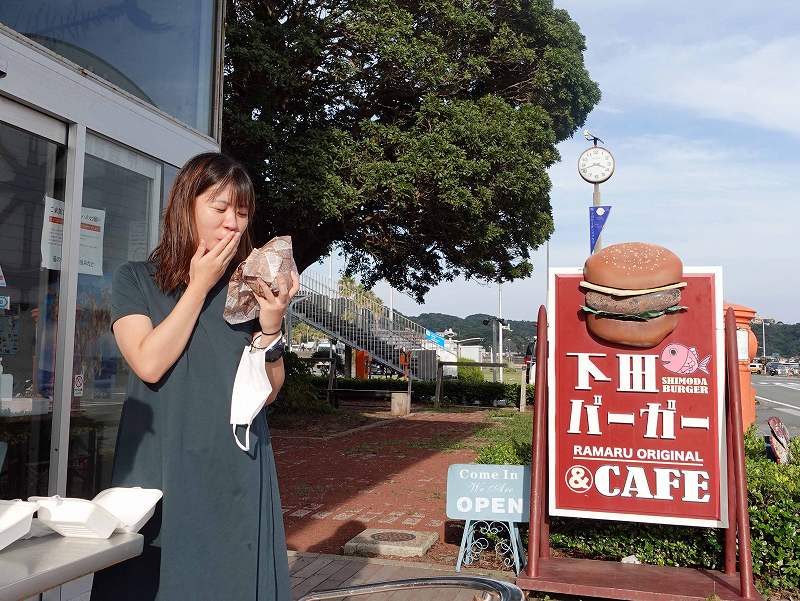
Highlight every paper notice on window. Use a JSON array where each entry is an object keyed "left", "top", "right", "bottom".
[
  {"left": 0, "top": 264, "right": 6, "bottom": 287},
  {"left": 41, "top": 196, "right": 106, "bottom": 276},
  {"left": 128, "top": 221, "right": 149, "bottom": 261}
]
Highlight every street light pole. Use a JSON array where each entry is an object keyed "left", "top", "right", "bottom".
[
  {"left": 543, "top": 239, "right": 550, "bottom": 319},
  {"left": 498, "top": 283, "right": 503, "bottom": 383},
  {"left": 762, "top": 320, "right": 766, "bottom": 360}
]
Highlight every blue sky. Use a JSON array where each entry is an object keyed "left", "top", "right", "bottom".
[{"left": 322, "top": 1, "right": 800, "bottom": 324}]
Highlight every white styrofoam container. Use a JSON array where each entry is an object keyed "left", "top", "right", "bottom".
[
  {"left": 30, "top": 496, "right": 120, "bottom": 539},
  {"left": 92, "top": 487, "right": 163, "bottom": 534},
  {"left": 21, "top": 517, "right": 56, "bottom": 539},
  {"left": 0, "top": 499, "right": 39, "bottom": 551}
]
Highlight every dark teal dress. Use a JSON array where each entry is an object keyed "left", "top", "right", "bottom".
[{"left": 91, "top": 261, "right": 290, "bottom": 601}]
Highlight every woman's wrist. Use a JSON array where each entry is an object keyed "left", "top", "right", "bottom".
[
  {"left": 253, "top": 330, "right": 282, "bottom": 348},
  {"left": 185, "top": 280, "right": 210, "bottom": 299},
  {"left": 258, "top": 316, "right": 284, "bottom": 336}
]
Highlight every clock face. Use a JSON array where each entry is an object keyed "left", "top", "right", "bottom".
[{"left": 578, "top": 147, "right": 615, "bottom": 183}]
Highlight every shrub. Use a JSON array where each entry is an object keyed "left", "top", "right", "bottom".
[
  {"left": 272, "top": 352, "right": 334, "bottom": 414},
  {"left": 457, "top": 359, "right": 484, "bottom": 383},
  {"left": 476, "top": 424, "right": 800, "bottom": 595},
  {"left": 310, "top": 376, "right": 534, "bottom": 407}
]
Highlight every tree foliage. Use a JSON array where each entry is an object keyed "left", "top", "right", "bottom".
[
  {"left": 223, "top": 0, "right": 600, "bottom": 300},
  {"left": 751, "top": 321, "right": 800, "bottom": 359}
]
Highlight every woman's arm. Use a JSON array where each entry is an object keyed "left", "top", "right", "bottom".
[
  {"left": 114, "top": 232, "right": 242, "bottom": 384},
  {"left": 265, "top": 357, "right": 285, "bottom": 404},
  {"left": 251, "top": 270, "right": 300, "bottom": 401}
]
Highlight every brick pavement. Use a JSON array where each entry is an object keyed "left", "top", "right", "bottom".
[{"left": 272, "top": 409, "right": 490, "bottom": 554}]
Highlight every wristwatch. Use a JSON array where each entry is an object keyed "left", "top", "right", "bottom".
[
  {"left": 264, "top": 339, "right": 285, "bottom": 363},
  {"left": 251, "top": 334, "right": 285, "bottom": 362}
]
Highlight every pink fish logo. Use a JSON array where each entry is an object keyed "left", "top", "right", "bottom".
[{"left": 661, "top": 344, "right": 711, "bottom": 375}]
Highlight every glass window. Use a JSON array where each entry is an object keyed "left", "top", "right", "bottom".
[
  {"left": 66, "top": 133, "right": 161, "bottom": 498},
  {"left": 0, "top": 0, "right": 218, "bottom": 135},
  {"left": 162, "top": 163, "right": 179, "bottom": 212},
  {"left": 0, "top": 119, "right": 67, "bottom": 499}
]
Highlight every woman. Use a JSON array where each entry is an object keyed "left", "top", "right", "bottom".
[{"left": 91, "top": 153, "right": 297, "bottom": 601}]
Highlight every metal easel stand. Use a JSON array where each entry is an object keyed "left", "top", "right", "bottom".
[{"left": 456, "top": 520, "right": 526, "bottom": 575}]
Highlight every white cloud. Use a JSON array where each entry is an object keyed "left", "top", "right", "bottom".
[
  {"left": 366, "top": 131, "right": 800, "bottom": 323},
  {"left": 595, "top": 36, "right": 800, "bottom": 136},
  {"left": 547, "top": 133, "right": 799, "bottom": 322}
]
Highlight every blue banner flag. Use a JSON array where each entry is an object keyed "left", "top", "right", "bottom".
[{"left": 589, "top": 205, "right": 611, "bottom": 253}]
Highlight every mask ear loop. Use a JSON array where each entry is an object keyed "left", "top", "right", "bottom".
[
  {"left": 232, "top": 423, "right": 251, "bottom": 452},
  {"left": 250, "top": 333, "right": 272, "bottom": 352}
]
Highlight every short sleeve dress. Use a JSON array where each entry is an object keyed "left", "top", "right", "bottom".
[{"left": 90, "top": 261, "right": 291, "bottom": 601}]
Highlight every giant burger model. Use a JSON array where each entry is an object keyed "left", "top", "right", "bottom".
[{"left": 580, "top": 242, "right": 687, "bottom": 348}]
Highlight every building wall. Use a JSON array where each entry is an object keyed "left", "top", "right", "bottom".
[{"left": 0, "top": 6, "right": 222, "bottom": 599}]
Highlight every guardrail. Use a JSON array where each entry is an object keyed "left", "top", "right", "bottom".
[{"left": 290, "top": 271, "right": 442, "bottom": 378}]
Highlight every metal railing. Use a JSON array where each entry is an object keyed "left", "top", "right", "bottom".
[
  {"left": 297, "top": 576, "right": 525, "bottom": 601},
  {"left": 290, "top": 272, "right": 440, "bottom": 377}
]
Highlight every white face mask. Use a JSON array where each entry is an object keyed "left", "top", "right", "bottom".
[{"left": 230, "top": 340, "right": 275, "bottom": 452}]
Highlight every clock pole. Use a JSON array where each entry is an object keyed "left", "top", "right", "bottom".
[
  {"left": 592, "top": 182, "right": 602, "bottom": 251},
  {"left": 579, "top": 131, "right": 614, "bottom": 254}
]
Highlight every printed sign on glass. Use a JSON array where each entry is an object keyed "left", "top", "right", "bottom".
[
  {"left": 41, "top": 196, "right": 106, "bottom": 276},
  {"left": 547, "top": 268, "right": 726, "bottom": 527}
]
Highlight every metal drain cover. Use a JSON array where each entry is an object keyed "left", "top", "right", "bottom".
[{"left": 370, "top": 531, "right": 416, "bottom": 542}]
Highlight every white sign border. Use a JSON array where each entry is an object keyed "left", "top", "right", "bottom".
[{"left": 546, "top": 266, "right": 728, "bottom": 528}]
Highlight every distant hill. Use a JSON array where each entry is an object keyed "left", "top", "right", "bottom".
[
  {"left": 408, "top": 314, "right": 800, "bottom": 358},
  {"left": 751, "top": 321, "right": 800, "bottom": 359},
  {"left": 408, "top": 312, "right": 537, "bottom": 354}
]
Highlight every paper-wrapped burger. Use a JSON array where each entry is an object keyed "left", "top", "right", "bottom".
[{"left": 224, "top": 236, "right": 299, "bottom": 324}]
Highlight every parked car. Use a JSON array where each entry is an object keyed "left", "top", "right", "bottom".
[
  {"left": 766, "top": 362, "right": 800, "bottom": 376},
  {"left": 524, "top": 342, "right": 537, "bottom": 384},
  {"left": 766, "top": 362, "right": 782, "bottom": 376}
]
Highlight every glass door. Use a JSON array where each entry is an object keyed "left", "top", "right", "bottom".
[
  {"left": 66, "top": 133, "right": 162, "bottom": 498},
  {"left": 0, "top": 104, "right": 68, "bottom": 499}
]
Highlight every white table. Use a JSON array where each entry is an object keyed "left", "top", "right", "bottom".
[{"left": 0, "top": 533, "right": 143, "bottom": 601}]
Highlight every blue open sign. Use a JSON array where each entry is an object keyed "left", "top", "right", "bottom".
[{"left": 446, "top": 464, "right": 530, "bottom": 522}]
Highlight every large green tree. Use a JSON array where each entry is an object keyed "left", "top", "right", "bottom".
[{"left": 223, "top": 0, "right": 599, "bottom": 300}]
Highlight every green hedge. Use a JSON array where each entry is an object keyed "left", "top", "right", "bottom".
[
  {"left": 309, "top": 375, "right": 534, "bottom": 407},
  {"left": 477, "top": 427, "right": 800, "bottom": 596},
  {"left": 271, "top": 353, "right": 334, "bottom": 414}
]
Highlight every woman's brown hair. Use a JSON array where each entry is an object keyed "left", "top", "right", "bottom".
[{"left": 149, "top": 152, "right": 255, "bottom": 293}]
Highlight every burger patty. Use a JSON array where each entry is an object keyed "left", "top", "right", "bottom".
[{"left": 585, "top": 288, "right": 682, "bottom": 315}]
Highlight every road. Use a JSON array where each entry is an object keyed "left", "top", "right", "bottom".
[{"left": 752, "top": 375, "right": 800, "bottom": 437}]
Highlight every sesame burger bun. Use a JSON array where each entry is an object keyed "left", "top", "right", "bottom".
[
  {"left": 586, "top": 312, "right": 680, "bottom": 348},
  {"left": 583, "top": 242, "right": 683, "bottom": 291},
  {"left": 582, "top": 242, "right": 685, "bottom": 347}
]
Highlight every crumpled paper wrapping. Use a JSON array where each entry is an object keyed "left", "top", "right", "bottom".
[{"left": 223, "top": 236, "right": 298, "bottom": 324}]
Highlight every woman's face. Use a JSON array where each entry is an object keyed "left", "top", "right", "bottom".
[{"left": 193, "top": 183, "right": 249, "bottom": 250}]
